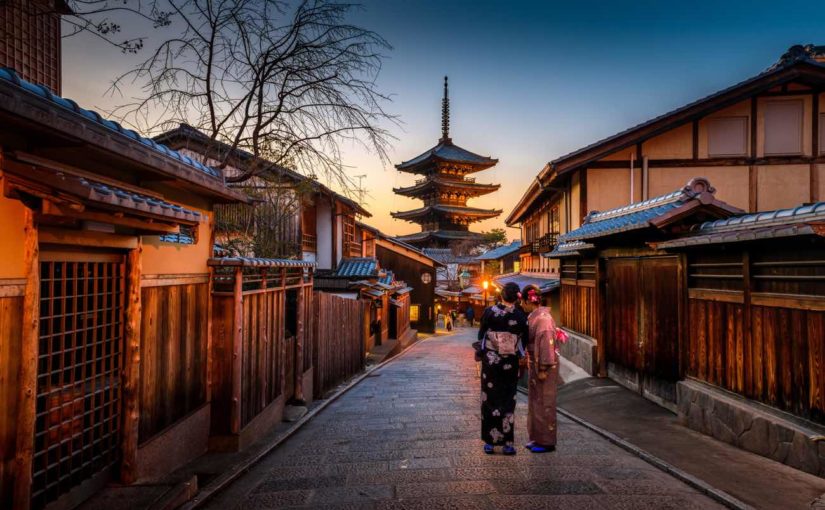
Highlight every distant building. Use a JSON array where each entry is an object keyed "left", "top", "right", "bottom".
[
  {"left": 392, "top": 77, "right": 501, "bottom": 247},
  {"left": 476, "top": 240, "right": 522, "bottom": 275}
]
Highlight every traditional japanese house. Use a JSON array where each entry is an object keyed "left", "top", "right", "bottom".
[
  {"left": 0, "top": 67, "right": 248, "bottom": 509},
  {"left": 155, "top": 123, "right": 371, "bottom": 268},
  {"left": 507, "top": 44, "right": 825, "bottom": 373},
  {"left": 356, "top": 222, "right": 441, "bottom": 334},
  {"left": 548, "top": 178, "right": 741, "bottom": 398},
  {"left": 654, "top": 201, "right": 825, "bottom": 476},
  {"left": 392, "top": 77, "right": 501, "bottom": 248},
  {"left": 550, "top": 180, "right": 825, "bottom": 476},
  {"left": 476, "top": 240, "right": 522, "bottom": 276}
]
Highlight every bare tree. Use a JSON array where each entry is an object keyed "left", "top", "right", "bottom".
[{"left": 104, "top": 0, "right": 396, "bottom": 191}]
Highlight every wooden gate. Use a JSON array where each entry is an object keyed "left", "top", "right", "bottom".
[
  {"left": 33, "top": 252, "right": 125, "bottom": 509},
  {"left": 606, "top": 257, "right": 682, "bottom": 398}
]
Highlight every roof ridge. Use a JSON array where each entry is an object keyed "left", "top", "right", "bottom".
[
  {"left": 695, "top": 200, "right": 825, "bottom": 233},
  {"left": 584, "top": 177, "right": 714, "bottom": 224}
]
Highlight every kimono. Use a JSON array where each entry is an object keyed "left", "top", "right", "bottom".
[
  {"left": 526, "top": 306, "right": 567, "bottom": 447},
  {"left": 477, "top": 303, "right": 528, "bottom": 447}
]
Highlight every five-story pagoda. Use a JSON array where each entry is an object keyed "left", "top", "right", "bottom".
[{"left": 392, "top": 77, "right": 502, "bottom": 247}]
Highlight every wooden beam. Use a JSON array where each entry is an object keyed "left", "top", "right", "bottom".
[
  {"left": 13, "top": 208, "right": 38, "bottom": 510},
  {"left": 750, "top": 97, "right": 758, "bottom": 159},
  {"left": 749, "top": 165, "right": 758, "bottom": 212},
  {"left": 41, "top": 202, "right": 181, "bottom": 234},
  {"left": 120, "top": 240, "right": 142, "bottom": 484},
  {"left": 692, "top": 121, "right": 699, "bottom": 160},
  {"left": 39, "top": 228, "right": 138, "bottom": 249}
]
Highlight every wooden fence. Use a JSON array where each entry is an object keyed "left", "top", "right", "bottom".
[
  {"left": 208, "top": 259, "right": 313, "bottom": 444},
  {"left": 687, "top": 246, "right": 825, "bottom": 423},
  {"left": 312, "top": 291, "right": 368, "bottom": 398},
  {"left": 560, "top": 258, "right": 600, "bottom": 339}
]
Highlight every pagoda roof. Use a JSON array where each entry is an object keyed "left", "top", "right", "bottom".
[
  {"left": 391, "top": 204, "right": 502, "bottom": 222},
  {"left": 393, "top": 177, "right": 500, "bottom": 197},
  {"left": 396, "top": 230, "right": 485, "bottom": 244},
  {"left": 396, "top": 140, "right": 498, "bottom": 174}
]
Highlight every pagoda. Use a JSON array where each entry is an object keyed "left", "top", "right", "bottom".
[{"left": 392, "top": 77, "right": 502, "bottom": 247}]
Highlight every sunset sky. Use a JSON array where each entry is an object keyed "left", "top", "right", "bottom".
[{"left": 61, "top": 0, "right": 825, "bottom": 239}]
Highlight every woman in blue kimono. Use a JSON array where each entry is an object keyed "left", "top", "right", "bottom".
[{"left": 476, "top": 282, "right": 528, "bottom": 455}]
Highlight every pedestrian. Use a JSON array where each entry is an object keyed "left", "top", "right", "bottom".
[
  {"left": 474, "top": 282, "right": 528, "bottom": 455},
  {"left": 445, "top": 311, "right": 453, "bottom": 331},
  {"left": 466, "top": 305, "right": 475, "bottom": 327},
  {"left": 520, "top": 284, "right": 568, "bottom": 453}
]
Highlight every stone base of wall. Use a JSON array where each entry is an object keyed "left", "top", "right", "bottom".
[
  {"left": 678, "top": 379, "right": 825, "bottom": 477},
  {"left": 606, "top": 362, "right": 678, "bottom": 413},
  {"left": 559, "top": 329, "right": 597, "bottom": 375}
]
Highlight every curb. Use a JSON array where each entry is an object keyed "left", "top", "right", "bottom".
[
  {"left": 180, "top": 335, "right": 428, "bottom": 509},
  {"left": 551, "top": 397, "right": 754, "bottom": 510}
]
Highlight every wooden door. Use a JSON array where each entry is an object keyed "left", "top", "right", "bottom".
[
  {"left": 32, "top": 252, "right": 125, "bottom": 509},
  {"left": 640, "top": 258, "right": 681, "bottom": 381},
  {"left": 606, "top": 259, "right": 642, "bottom": 372}
]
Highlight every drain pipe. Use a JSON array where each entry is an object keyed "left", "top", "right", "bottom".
[{"left": 629, "top": 151, "right": 635, "bottom": 204}]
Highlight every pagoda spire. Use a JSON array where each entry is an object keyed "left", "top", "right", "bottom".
[{"left": 440, "top": 76, "right": 451, "bottom": 143}]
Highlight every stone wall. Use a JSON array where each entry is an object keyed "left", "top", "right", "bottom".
[
  {"left": 678, "top": 379, "right": 825, "bottom": 477},
  {"left": 559, "top": 329, "right": 597, "bottom": 375}
]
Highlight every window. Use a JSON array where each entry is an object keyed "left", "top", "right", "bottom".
[
  {"left": 764, "top": 100, "right": 803, "bottom": 155},
  {"left": 410, "top": 304, "right": 420, "bottom": 322},
  {"left": 513, "top": 260, "right": 520, "bottom": 273},
  {"left": 707, "top": 117, "right": 747, "bottom": 157}
]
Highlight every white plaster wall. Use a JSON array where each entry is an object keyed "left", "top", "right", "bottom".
[{"left": 316, "top": 198, "right": 333, "bottom": 269}]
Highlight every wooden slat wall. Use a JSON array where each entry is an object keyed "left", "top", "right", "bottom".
[
  {"left": 0, "top": 295, "right": 23, "bottom": 508},
  {"left": 313, "top": 292, "right": 367, "bottom": 398},
  {"left": 560, "top": 284, "right": 597, "bottom": 338},
  {"left": 690, "top": 300, "right": 825, "bottom": 422},
  {"left": 302, "top": 285, "right": 314, "bottom": 372},
  {"left": 240, "top": 289, "right": 284, "bottom": 428},
  {"left": 394, "top": 293, "right": 411, "bottom": 339},
  {"left": 687, "top": 244, "right": 825, "bottom": 424},
  {"left": 139, "top": 283, "right": 209, "bottom": 443}
]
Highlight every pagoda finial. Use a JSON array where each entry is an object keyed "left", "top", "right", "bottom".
[{"left": 440, "top": 76, "right": 451, "bottom": 143}]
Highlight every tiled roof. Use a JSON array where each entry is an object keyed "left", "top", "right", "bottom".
[
  {"left": 547, "top": 52, "right": 825, "bottom": 174},
  {"left": 379, "top": 271, "right": 394, "bottom": 286},
  {"left": 476, "top": 241, "right": 522, "bottom": 261},
  {"left": 395, "top": 230, "right": 485, "bottom": 244},
  {"left": 657, "top": 201, "right": 825, "bottom": 249},
  {"left": 207, "top": 257, "right": 314, "bottom": 268},
  {"left": 396, "top": 140, "right": 497, "bottom": 171},
  {"left": 492, "top": 273, "right": 560, "bottom": 294},
  {"left": 393, "top": 177, "right": 500, "bottom": 196},
  {"left": 155, "top": 124, "right": 370, "bottom": 217},
  {"left": 335, "top": 257, "right": 379, "bottom": 278},
  {"left": 544, "top": 240, "right": 595, "bottom": 258},
  {"left": 0, "top": 68, "right": 222, "bottom": 180},
  {"left": 556, "top": 178, "right": 734, "bottom": 243},
  {"left": 422, "top": 248, "right": 478, "bottom": 265},
  {"left": 392, "top": 204, "right": 502, "bottom": 221}
]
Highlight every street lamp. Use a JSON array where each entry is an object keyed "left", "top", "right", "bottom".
[{"left": 482, "top": 280, "right": 489, "bottom": 306}]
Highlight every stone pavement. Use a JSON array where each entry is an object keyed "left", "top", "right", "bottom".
[{"left": 203, "top": 329, "right": 725, "bottom": 509}]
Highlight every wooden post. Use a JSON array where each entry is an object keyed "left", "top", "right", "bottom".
[
  {"left": 231, "top": 267, "right": 243, "bottom": 434},
  {"left": 294, "top": 281, "right": 304, "bottom": 403},
  {"left": 13, "top": 208, "right": 38, "bottom": 510},
  {"left": 120, "top": 239, "right": 142, "bottom": 484}
]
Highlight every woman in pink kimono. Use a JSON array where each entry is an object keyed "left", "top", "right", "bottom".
[{"left": 520, "top": 285, "right": 568, "bottom": 453}]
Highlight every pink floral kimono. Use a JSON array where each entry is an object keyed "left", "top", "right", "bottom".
[{"left": 526, "top": 306, "right": 568, "bottom": 447}]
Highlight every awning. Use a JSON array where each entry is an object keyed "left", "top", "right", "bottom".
[
  {"left": 392, "top": 286, "right": 413, "bottom": 295},
  {"left": 362, "top": 288, "right": 385, "bottom": 298},
  {"left": 390, "top": 299, "right": 403, "bottom": 307}
]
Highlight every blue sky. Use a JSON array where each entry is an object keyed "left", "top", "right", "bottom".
[{"left": 62, "top": 0, "right": 825, "bottom": 236}]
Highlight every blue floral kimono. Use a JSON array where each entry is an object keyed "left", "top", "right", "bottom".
[{"left": 477, "top": 303, "right": 528, "bottom": 447}]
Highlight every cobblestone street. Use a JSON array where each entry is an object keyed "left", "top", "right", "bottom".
[{"left": 204, "top": 330, "right": 725, "bottom": 510}]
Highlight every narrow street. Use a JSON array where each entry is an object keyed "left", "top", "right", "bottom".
[{"left": 203, "top": 329, "right": 725, "bottom": 510}]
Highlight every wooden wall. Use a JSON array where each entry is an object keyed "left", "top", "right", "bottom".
[
  {"left": 0, "top": 294, "right": 23, "bottom": 508},
  {"left": 687, "top": 244, "right": 825, "bottom": 423},
  {"left": 139, "top": 283, "right": 209, "bottom": 443},
  {"left": 313, "top": 292, "right": 367, "bottom": 398},
  {"left": 375, "top": 244, "right": 436, "bottom": 333},
  {"left": 560, "top": 258, "right": 599, "bottom": 338}
]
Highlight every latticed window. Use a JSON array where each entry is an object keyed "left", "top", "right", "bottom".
[{"left": 0, "top": 1, "right": 62, "bottom": 93}]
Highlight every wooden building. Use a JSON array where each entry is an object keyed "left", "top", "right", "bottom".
[
  {"left": 550, "top": 176, "right": 825, "bottom": 475},
  {"left": 392, "top": 77, "right": 501, "bottom": 248},
  {"left": 356, "top": 223, "right": 442, "bottom": 334},
  {"left": 0, "top": 67, "right": 247, "bottom": 509},
  {"left": 507, "top": 44, "right": 825, "bottom": 277},
  {"left": 155, "top": 123, "right": 370, "bottom": 268},
  {"left": 476, "top": 240, "right": 522, "bottom": 276},
  {"left": 507, "top": 45, "right": 825, "bottom": 376}
]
